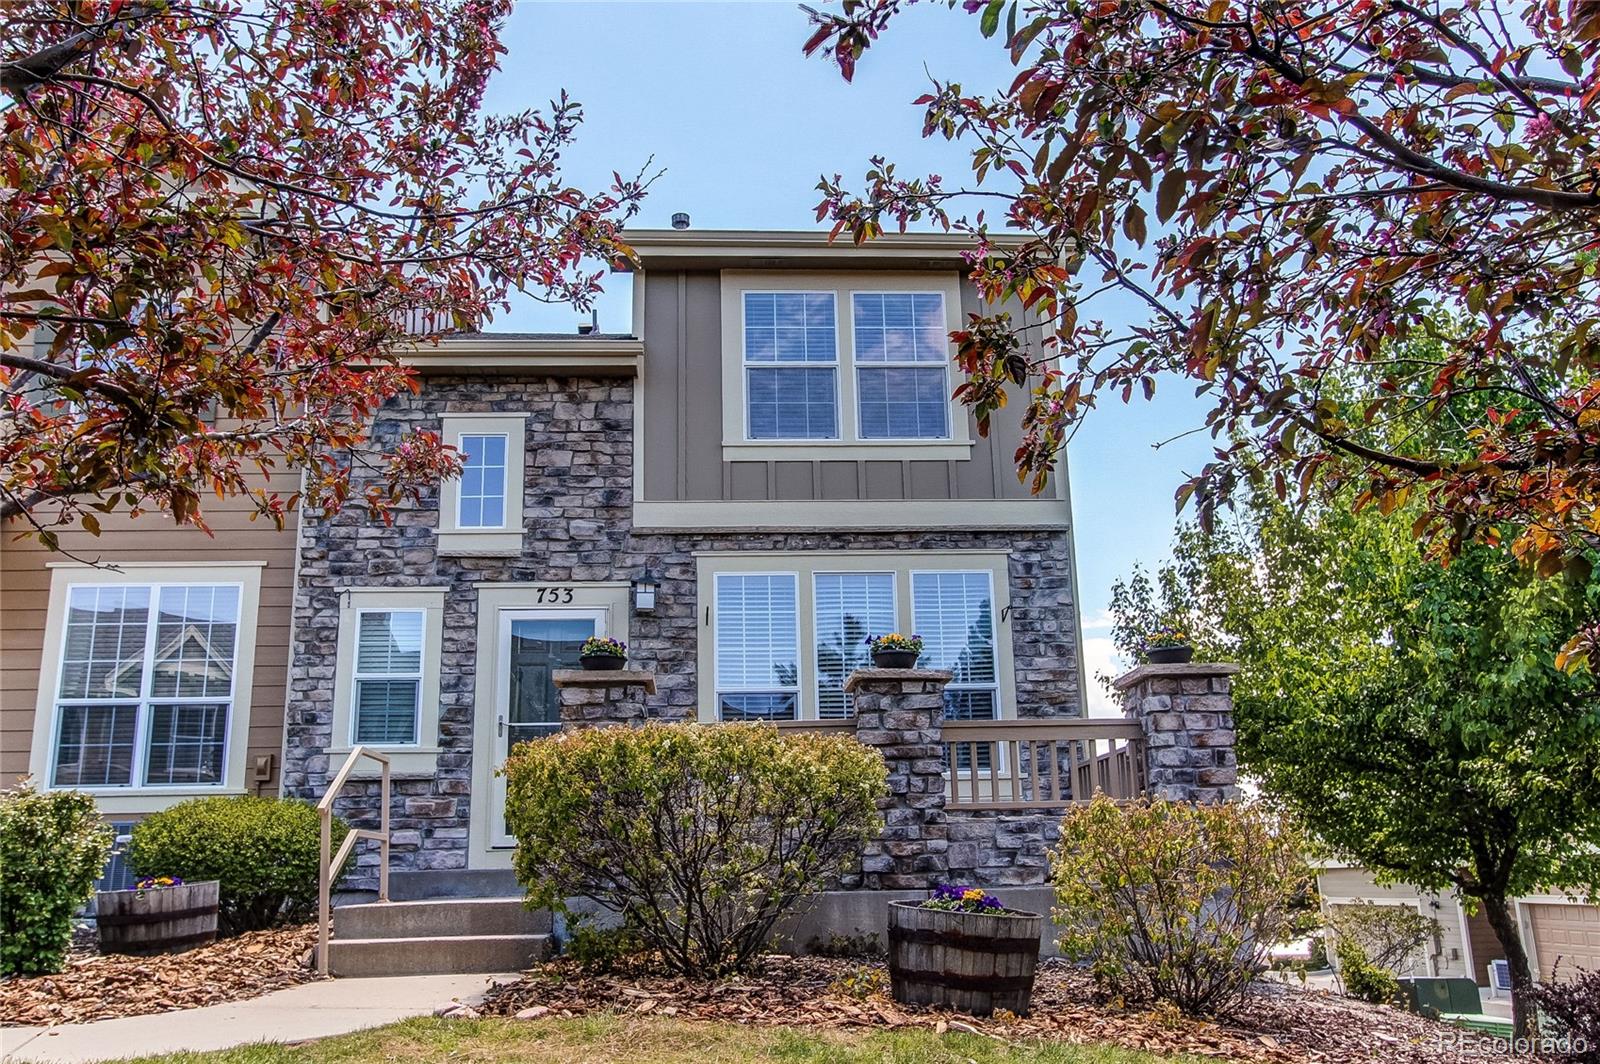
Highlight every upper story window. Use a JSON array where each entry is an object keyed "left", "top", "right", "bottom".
[
  {"left": 853, "top": 293, "right": 950, "bottom": 440},
  {"left": 742, "top": 292, "right": 838, "bottom": 440},
  {"left": 436, "top": 412, "right": 527, "bottom": 556},
  {"left": 50, "top": 582, "right": 241, "bottom": 789},
  {"left": 457, "top": 433, "right": 509, "bottom": 529}
]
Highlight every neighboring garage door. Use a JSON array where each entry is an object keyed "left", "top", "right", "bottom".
[{"left": 1528, "top": 904, "right": 1600, "bottom": 982}]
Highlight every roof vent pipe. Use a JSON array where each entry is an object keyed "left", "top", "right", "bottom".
[
  {"left": 671, "top": 212, "right": 691, "bottom": 230},
  {"left": 577, "top": 308, "right": 598, "bottom": 335}
]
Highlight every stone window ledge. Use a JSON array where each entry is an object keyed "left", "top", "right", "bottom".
[
  {"left": 326, "top": 746, "right": 443, "bottom": 778},
  {"left": 435, "top": 530, "right": 523, "bottom": 557}
]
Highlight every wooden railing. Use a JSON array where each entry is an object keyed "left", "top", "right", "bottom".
[
  {"left": 942, "top": 719, "right": 1145, "bottom": 811},
  {"left": 316, "top": 746, "right": 391, "bottom": 976},
  {"left": 771, "top": 716, "right": 1147, "bottom": 812}
]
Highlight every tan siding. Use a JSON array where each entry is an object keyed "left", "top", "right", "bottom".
[
  {"left": 0, "top": 490, "right": 296, "bottom": 805},
  {"left": 639, "top": 268, "right": 1060, "bottom": 504},
  {"left": 1317, "top": 867, "right": 1469, "bottom": 979}
]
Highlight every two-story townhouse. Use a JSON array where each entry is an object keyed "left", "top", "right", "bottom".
[
  {"left": 0, "top": 387, "right": 297, "bottom": 881},
  {"left": 279, "top": 229, "right": 1090, "bottom": 892}
]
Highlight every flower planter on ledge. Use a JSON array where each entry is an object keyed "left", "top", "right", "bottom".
[
  {"left": 871, "top": 650, "right": 920, "bottom": 670},
  {"left": 578, "top": 654, "right": 627, "bottom": 671},
  {"left": 1145, "top": 645, "right": 1195, "bottom": 664},
  {"left": 95, "top": 879, "right": 220, "bottom": 955},
  {"left": 886, "top": 900, "right": 1043, "bottom": 1016}
]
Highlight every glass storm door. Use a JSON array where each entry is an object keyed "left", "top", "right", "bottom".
[{"left": 492, "top": 609, "right": 604, "bottom": 845}]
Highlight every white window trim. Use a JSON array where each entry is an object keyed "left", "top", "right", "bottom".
[
  {"left": 740, "top": 290, "right": 841, "bottom": 443},
  {"left": 437, "top": 412, "right": 527, "bottom": 556},
  {"left": 29, "top": 562, "right": 264, "bottom": 813},
  {"left": 711, "top": 570, "right": 802, "bottom": 721},
  {"left": 455, "top": 432, "right": 511, "bottom": 531},
  {"left": 719, "top": 270, "right": 975, "bottom": 460},
  {"left": 329, "top": 587, "right": 446, "bottom": 777},
  {"left": 849, "top": 290, "right": 953, "bottom": 443},
  {"left": 349, "top": 607, "right": 426, "bottom": 747},
  {"left": 694, "top": 550, "right": 1014, "bottom": 722}
]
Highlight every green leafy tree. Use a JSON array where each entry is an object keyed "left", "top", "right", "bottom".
[{"left": 1113, "top": 482, "right": 1600, "bottom": 1037}]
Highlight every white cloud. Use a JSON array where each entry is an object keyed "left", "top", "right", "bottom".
[
  {"left": 1080, "top": 608, "right": 1117, "bottom": 633},
  {"left": 1080, "top": 635, "right": 1133, "bottom": 717}
]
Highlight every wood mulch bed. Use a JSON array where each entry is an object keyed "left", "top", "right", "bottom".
[
  {"left": 0, "top": 925, "right": 320, "bottom": 1028},
  {"left": 477, "top": 955, "right": 1517, "bottom": 1064}
]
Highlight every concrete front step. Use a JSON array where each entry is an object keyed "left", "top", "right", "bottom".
[
  {"left": 326, "top": 932, "right": 553, "bottom": 977},
  {"left": 334, "top": 897, "right": 551, "bottom": 940}
]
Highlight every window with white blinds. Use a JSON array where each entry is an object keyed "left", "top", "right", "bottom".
[
  {"left": 814, "top": 572, "right": 896, "bottom": 719},
  {"left": 910, "top": 571, "right": 999, "bottom": 721},
  {"left": 714, "top": 573, "right": 800, "bottom": 720},
  {"left": 743, "top": 292, "right": 839, "bottom": 440},
  {"left": 852, "top": 292, "right": 951, "bottom": 440},
  {"left": 51, "top": 583, "right": 241, "bottom": 789},
  {"left": 352, "top": 609, "right": 424, "bottom": 744}
]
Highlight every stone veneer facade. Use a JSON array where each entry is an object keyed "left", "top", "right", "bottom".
[{"left": 282, "top": 375, "right": 1084, "bottom": 881}]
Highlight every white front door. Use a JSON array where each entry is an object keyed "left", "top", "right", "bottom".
[{"left": 490, "top": 607, "right": 605, "bottom": 846}]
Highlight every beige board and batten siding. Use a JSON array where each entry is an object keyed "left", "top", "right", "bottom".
[
  {"left": 0, "top": 488, "right": 295, "bottom": 808},
  {"left": 1316, "top": 866, "right": 1470, "bottom": 980},
  {"left": 633, "top": 264, "right": 1067, "bottom": 522}
]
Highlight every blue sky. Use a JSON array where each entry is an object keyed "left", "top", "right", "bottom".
[{"left": 491, "top": 1, "right": 1216, "bottom": 708}]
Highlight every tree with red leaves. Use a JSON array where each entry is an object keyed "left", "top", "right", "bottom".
[
  {"left": 1, "top": 0, "right": 649, "bottom": 548},
  {"left": 805, "top": 0, "right": 1600, "bottom": 622}
]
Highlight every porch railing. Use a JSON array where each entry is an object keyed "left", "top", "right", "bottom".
[
  {"left": 774, "top": 716, "right": 1146, "bottom": 812},
  {"left": 316, "top": 746, "right": 391, "bottom": 976},
  {"left": 942, "top": 718, "right": 1145, "bottom": 811}
]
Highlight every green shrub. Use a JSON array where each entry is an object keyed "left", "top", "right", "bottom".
[
  {"left": 1334, "top": 934, "right": 1401, "bottom": 1004},
  {"left": 128, "top": 795, "right": 347, "bottom": 933},
  {"left": 563, "top": 915, "right": 649, "bottom": 973},
  {"left": 1051, "top": 795, "right": 1311, "bottom": 1016},
  {"left": 0, "top": 782, "right": 113, "bottom": 976},
  {"left": 1327, "top": 900, "right": 1438, "bottom": 973},
  {"left": 504, "top": 722, "right": 887, "bottom": 978}
]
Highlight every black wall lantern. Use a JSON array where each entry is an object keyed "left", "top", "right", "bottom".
[{"left": 632, "top": 570, "right": 658, "bottom": 615}]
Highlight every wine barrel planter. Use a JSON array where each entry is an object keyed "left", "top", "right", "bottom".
[
  {"left": 886, "top": 901, "right": 1043, "bottom": 1016},
  {"left": 95, "top": 880, "right": 220, "bottom": 954}
]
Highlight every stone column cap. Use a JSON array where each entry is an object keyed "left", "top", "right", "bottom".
[
  {"left": 552, "top": 669, "right": 657, "bottom": 694},
  {"left": 843, "top": 668, "right": 953, "bottom": 693},
  {"left": 1111, "top": 661, "right": 1240, "bottom": 691}
]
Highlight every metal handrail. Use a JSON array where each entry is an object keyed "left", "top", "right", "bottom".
[{"left": 316, "top": 746, "right": 391, "bottom": 975}]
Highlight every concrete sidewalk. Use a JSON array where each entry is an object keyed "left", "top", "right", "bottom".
[{"left": 1, "top": 973, "right": 509, "bottom": 1063}]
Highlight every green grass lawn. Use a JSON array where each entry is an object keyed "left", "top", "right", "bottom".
[{"left": 108, "top": 1014, "right": 1226, "bottom": 1064}]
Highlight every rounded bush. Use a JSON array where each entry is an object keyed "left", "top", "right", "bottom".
[
  {"left": 128, "top": 795, "right": 347, "bottom": 934},
  {"left": 504, "top": 722, "right": 887, "bottom": 978},
  {"left": 1, "top": 782, "right": 113, "bottom": 975},
  {"left": 1052, "top": 795, "right": 1310, "bottom": 1017}
]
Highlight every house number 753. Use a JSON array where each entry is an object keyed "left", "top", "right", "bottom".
[{"left": 533, "top": 587, "right": 574, "bottom": 604}]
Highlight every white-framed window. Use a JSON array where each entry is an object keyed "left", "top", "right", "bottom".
[
  {"left": 852, "top": 292, "right": 951, "bottom": 440},
  {"left": 456, "top": 433, "right": 509, "bottom": 530},
  {"left": 910, "top": 570, "right": 1000, "bottom": 721},
  {"left": 329, "top": 588, "right": 445, "bottom": 775},
  {"left": 437, "top": 413, "right": 527, "bottom": 555},
  {"left": 813, "top": 571, "right": 896, "bottom": 719},
  {"left": 350, "top": 609, "right": 425, "bottom": 745},
  {"left": 48, "top": 582, "right": 242, "bottom": 790},
  {"left": 696, "top": 552, "right": 1014, "bottom": 722},
  {"left": 713, "top": 572, "right": 800, "bottom": 720},
  {"left": 742, "top": 291, "right": 839, "bottom": 440}
]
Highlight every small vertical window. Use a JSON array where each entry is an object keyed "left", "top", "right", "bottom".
[
  {"left": 457, "top": 433, "right": 509, "bottom": 529},
  {"left": 744, "top": 292, "right": 838, "bottom": 440},
  {"left": 714, "top": 573, "right": 800, "bottom": 720},
  {"left": 814, "top": 572, "right": 896, "bottom": 719},
  {"left": 853, "top": 293, "right": 951, "bottom": 439},
  {"left": 352, "top": 610, "right": 424, "bottom": 745}
]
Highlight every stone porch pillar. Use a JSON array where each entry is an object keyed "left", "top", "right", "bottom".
[
  {"left": 845, "top": 668, "right": 952, "bottom": 890},
  {"left": 1112, "top": 662, "right": 1240, "bottom": 802},
  {"left": 551, "top": 669, "right": 657, "bottom": 730}
]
